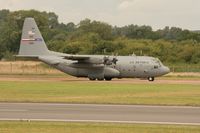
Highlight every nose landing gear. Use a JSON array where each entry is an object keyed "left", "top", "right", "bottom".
[{"left": 148, "top": 77, "right": 155, "bottom": 82}]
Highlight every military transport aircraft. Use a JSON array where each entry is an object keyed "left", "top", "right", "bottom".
[{"left": 17, "top": 18, "right": 170, "bottom": 81}]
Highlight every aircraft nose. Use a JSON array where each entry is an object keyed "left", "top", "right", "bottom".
[{"left": 162, "top": 66, "right": 170, "bottom": 75}]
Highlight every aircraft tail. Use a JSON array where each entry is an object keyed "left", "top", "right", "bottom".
[{"left": 18, "top": 18, "right": 49, "bottom": 57}]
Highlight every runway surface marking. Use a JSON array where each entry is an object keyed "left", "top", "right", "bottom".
[
  {"left": 0, "top": 119, "right": 199, "bottom": 126},
  {"left": 0, "top": 103, "right": 199, "bottom": 125},
  {"left": 0, "top": 109, "right": 27, "bottom": 112}
]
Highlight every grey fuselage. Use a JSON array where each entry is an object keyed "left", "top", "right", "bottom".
[{"left": 40, "top": 55, "right": 170, "bottom": 80}]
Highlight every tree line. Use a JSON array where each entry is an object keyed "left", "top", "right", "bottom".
[{"left": 0, "top": 9, "right": 200, "bottom": 64}]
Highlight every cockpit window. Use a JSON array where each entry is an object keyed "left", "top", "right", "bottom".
[
  {"left": 154, "top": 65, "right": 159, "bottom": 69},
  {"left": 152, "top": 58, "right": 163, "bottom": 67}
]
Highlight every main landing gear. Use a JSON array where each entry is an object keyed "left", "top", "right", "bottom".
[
  {"left": 89, "top": 77, "right": 96, "bottom": 81},
  {"left": 89, "top": 77, "right": 113, "bottom": 81},
  {"left": 148, "top": 77, "right": 155, "bottom": 82},
  {"left": 89, "top": 77, "right": 154, "bottom": 82}
]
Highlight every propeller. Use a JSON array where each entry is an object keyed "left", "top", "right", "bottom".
[
  {"left": 103, "top": 56, "right": 118, "bottom": 65},
  {"left": 112, "top": 57, "right": 118, "bottom": 64}
]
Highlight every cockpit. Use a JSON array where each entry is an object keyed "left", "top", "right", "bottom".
[
  {"left": 151, "top": 58, "right": 170, "bottom": 75},
  {"left": 152, "top": 58, "right": 163, "bottom": 69}
]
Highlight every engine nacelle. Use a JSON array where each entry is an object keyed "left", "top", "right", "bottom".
[
  {"left": 82, "top": 56, "right": 118, "bottom": 65},
  {"left": 83, "top": 57, "right": 104, "bottom": 64}
]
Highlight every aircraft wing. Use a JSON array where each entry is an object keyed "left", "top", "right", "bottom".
[
  {"left": 60, "top": 54, "right": 118, "bottom": 65},
  {"left": 61, "top": 55, "right": 104, "bottom": 64},
  {"left": 39, "top": 56, "right": 105, "bottom": 68},
  {"left": 50, "top": 51, "right": 96, "bottom": 62},
  {"left": 63, "top": 55, "right": 90, "bottom": 61}
]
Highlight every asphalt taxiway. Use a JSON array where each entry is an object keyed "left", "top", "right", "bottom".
[{"left": 0, "top": 103, "right": 199, "bottom": 125}]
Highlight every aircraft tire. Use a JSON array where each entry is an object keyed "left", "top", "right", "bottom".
[
  {"left": 148, "top": 77, "right": 155, "bottom": 82},
  {"left": 105, "top": 77, "right": 112, "bottom": 81},
  {"left": 89, "top": 78, "right": 96, "bottom": 81}
]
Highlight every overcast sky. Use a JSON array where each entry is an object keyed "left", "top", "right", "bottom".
[{"left": 0, "top": 0, "right": 200, "bottom": 30}]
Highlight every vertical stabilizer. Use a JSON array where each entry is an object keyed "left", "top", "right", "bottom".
[{"left": 18, "top": 18, "right": 49, "bottom": 56}]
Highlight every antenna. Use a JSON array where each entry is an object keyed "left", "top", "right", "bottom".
[
  {"left": 103, "top": 49, "right": 107, "bottom": 54},
  {"left": 140, "top": 50, "right": 143, "bottom": 56},
  {"left": 132, "top": 52, "right": 136, "bottom": 56}
]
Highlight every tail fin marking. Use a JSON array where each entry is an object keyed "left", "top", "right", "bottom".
[{"left": 18, "top": 18, "right": 49, "bottom": 56}]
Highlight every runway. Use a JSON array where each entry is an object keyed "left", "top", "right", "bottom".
[{"left": 0, "top": 103, "right": 200, "bottom": 125}]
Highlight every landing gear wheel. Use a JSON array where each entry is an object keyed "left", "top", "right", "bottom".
[
  {"left": 105, "top": 77, "right": 112, "bottom": 81},
  {"left": 97, "top": 78, "right": 104, "bottom": 81},
  {"left": 148, "top": 77, "right": 155, "bottom": 82},
  {"left": 89, "top": 78, "right": 96, "bottom": 81}
]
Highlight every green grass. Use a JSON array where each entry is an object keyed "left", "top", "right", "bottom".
[
  {"left": 0, "top": 81, "right": 200, "bottom": 106},
  {"left": 0, "top": 121, "right": 200, "bottom": 133}
]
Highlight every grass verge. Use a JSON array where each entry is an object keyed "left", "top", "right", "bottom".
[
  {"left": 0, "top": 121, "right": 200, "bottom": 133},
  {"left": 0, "top": 81, "right": 199, "bottom": 106}
]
